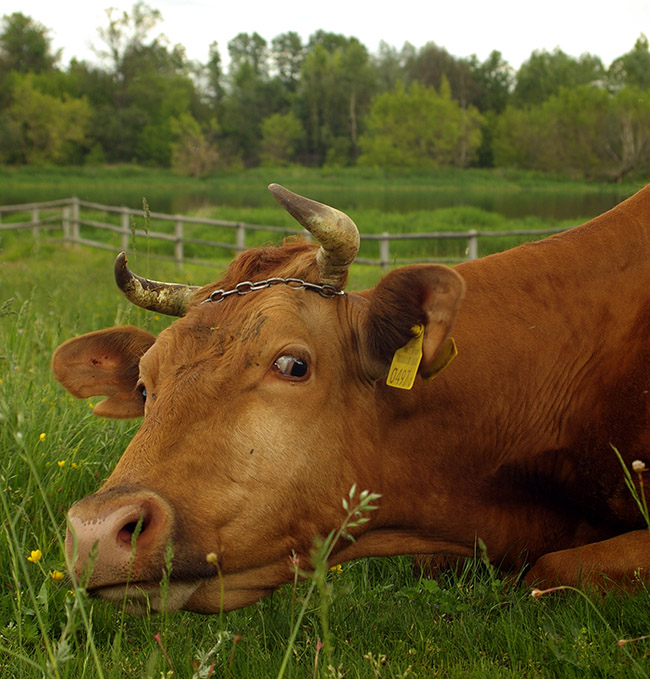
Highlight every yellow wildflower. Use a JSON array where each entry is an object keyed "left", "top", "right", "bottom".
[
  {"left": 57, "top": 460, "right": 66, "bottom": 468},
  {"left": 28, "top": 549, "right": 42, "bottom": 563},
  {"left": 71, "top": 462, "right": 80, "bottom": 469},
  {"left": 88, "top": 402, "right": 94, "bottom": 409},
  {"left": 329, "top": 564, "right": 343, "bottom": 574},
  {"left": 50, "top": 570, "right": 64, "bottom": 582},
  {"left": 39, "top": 432, "right": 46, "bottom": 442}
]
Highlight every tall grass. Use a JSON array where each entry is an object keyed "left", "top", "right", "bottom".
[{"left": 2, "top": 240, "right": 650, "bottom": 677}]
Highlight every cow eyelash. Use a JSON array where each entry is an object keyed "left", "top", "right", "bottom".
[{"left": 273, "top": 355, "right": 310, "bottom": 380}]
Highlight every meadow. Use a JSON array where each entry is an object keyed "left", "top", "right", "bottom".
[{"left": 2, "top": 173, "right": 650, "bottom": 678}]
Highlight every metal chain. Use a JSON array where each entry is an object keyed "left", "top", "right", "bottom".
[{"left": 201, "top": 277, "right": 345, "bottom": 304}]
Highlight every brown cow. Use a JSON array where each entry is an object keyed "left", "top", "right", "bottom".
[{"left": 52, "top": 183, "right": 650, "bottom": 614}]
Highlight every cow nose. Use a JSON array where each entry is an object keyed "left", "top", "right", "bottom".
[{"left": 65, "top": 490, "right": 174, "bottom": 589}]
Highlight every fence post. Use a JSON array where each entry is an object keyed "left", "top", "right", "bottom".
[
  {"left": 379, "top": 232, "right": 390, "bottom": 269},
  {"left": 71, "top": 197, "right": 80, "bottom": 245},
  {"left": 31, "top": 206, "right": 40, "bottom": 240},
  {"left": 175, "top": 218, "right": 184, "bottom": 271},
  {"left": 62, "top": 206, "right": 71, "bottom": 245},
  {"left": 120, "top": 207, "right": 130, "bottom": 252},
  {"left": 467, "top": 229, "right": 479, "bottom": 260},
  {"left": 236, "top": 222, "right": 246, "bottom": 251}
]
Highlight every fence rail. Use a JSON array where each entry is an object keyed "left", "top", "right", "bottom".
[{"left": 0, "top": 197, "right": 573, "bottom": 269}]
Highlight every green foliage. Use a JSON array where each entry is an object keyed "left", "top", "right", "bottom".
[
  {"left": 513, "top": 48, "right": 605, "bottom": 107},
  {"left": 608, "top": 35, "right": 650, "bottom": 90},
  {"left": 259, "top": 111, "right": 304, "bottom": 166},
  {"left": 296, "top": 34, "right": 377, "bottom": 165},
  {"left": 271, "top": 31, "right": 304, "bottom": 91},
  {"left": 0, "top": 12, "right": 58, "bottom": 75},
  {"left": 0, "top": 73, "right": 90, "bottom": 164},
  {"left": 0, "top": 9, "right": 649, "bottom": 178},
  {"left": 170, "top": 113, "right": 221, "bottom": 176},
  {"left": 358, "top": 80, "right": 484, "bottom": 169},
  {"left": 494, "top": 86, "right": 650, "bottom": 180}
]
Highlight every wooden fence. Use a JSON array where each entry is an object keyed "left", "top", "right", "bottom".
[{"left": 0, "top": 197, "right": 573, "bottom": 269}]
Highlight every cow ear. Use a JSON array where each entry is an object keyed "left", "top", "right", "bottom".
[
  {"left": 51, "top": 326, "right": 156, "bottom": 419},
  {"left": 364, "top": 264, "right": 465, "bottom": 381}
]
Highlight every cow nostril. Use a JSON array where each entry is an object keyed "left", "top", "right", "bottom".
[{"left": 117, "top": 516, "right": 150, "bottom": 545}]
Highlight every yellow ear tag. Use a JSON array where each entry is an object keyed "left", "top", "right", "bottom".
[
  {"left": 422, "top": 337, "right": 458, "bottom": 381},
  {"left": 386, "top": 325, "right": 424, "bottom": 390}
]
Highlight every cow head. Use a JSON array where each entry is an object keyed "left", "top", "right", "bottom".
[{"left": 52, "top": 185, "right": 465, "bottom": 614}]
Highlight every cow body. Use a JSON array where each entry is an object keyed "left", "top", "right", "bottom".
[{"left": 53, "top": 184, "right": 650, "bottom": 614}]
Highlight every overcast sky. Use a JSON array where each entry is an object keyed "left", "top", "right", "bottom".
[{"left": 11, "top": 0, "right": 650, "bottom": 72}]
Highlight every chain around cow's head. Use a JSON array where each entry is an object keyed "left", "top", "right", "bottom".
[{"left": 201, "top": 277, "right": 346, "bottom": 305}]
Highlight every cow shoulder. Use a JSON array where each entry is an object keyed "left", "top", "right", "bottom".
[
  {"left": 51, "top": 325, "right": 155, "bottom": 418},
  {"left": 364, "top": 263, "right": 465, "bottom": 379}
]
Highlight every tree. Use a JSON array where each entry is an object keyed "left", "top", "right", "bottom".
[
  {"left": 374, "top": 41, "right": 405, "bottom": 92},
  {"left": 88, "top": 2, "right": 203, "bottom": 165},
  {"left": 403, "top": 41, "right": 479, "bottom": 107},
  {"left": 170, "top": 113, "right": 220, "bottom": 176},
  {"left": 95, "top": 1, "right": 163, "bottom": 80},
  {"left": 259, "top": 112, "right": 304, "bottom": 165},
  {"left": 358, "top": 80, "right": 484, "bottom": 168},
  {"left": 608, "top": 35, "right": 650, "bottom": 90},
  {"left": 205, "top": 40, "right": 224, "bottom": 108},
  {"left": 0, "top": 73, "right": 90, "bottom": 164},
  {"left": 220, "top": 32, "right": 283, "bottom": 166},
  {"left": 466, "top": 50, "right": 514, "bottom": 113},
  {"left": 271, "top": 32, "right": 304, "bottom": 91},
  {"left": 493, "top": 84, "right": 650, "bottom": 180},
  {"left": 0, "top": 12, "right": 59, "bottom": 74},
  {"left": 296, "top": 33, "right": 376, "bottom": 165},
  {"left": 228, "top": 32, "right": 268, "bottom": 78},
  {"left": 606, "top": 87, "right": 650, "bottom": 181},
  {"left": 513, "top": 48, "right": 604, "bottom": 107}
]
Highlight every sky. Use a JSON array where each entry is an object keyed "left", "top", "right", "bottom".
[{"left": 9, "top": 0, "right": 650, "bottom": 72}]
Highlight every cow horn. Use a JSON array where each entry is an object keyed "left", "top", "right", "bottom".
[
  {"left": 268, "top": 183, "right": 360, "bottom": 287},
  {"left": 114, "top": 252, "right": 200, "bottom": 317}
]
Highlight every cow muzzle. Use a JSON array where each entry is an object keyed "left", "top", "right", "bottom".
[{"left": 65, "top": 488, "right": 175, "bottom": 592}]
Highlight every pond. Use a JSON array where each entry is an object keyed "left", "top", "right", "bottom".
[{"left": 0, "top": 182, "right": 635, "bottom": 221}]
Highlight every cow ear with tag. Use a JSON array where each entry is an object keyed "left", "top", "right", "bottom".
[
  {"left": 363, "top": 264, "right": 465, "bottom": 385},
  {"left": 51, "top": 326, "right": 156, "bottom": 418}
]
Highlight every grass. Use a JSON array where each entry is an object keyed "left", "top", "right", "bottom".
[
  {"left": 0, "top": 164, "right": 645, "bottom": 191},
  {"left": 0, "top": 199, "right": 591, "bottom": 269},
  {"left": 3, "top": 234, "right": 650, "bottom": 677}
]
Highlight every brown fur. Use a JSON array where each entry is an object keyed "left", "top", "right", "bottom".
[
  {"left": 189, "top": 239, "right": 323, "bottom": 307},
  {"left": 52, "top": 185, "right": 650, "bottom": 614}
]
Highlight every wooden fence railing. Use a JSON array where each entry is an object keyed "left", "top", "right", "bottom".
[{"left": 0, "top": 197, "right": 573, "bottom": 269}]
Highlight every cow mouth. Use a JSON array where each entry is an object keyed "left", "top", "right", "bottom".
[
  {"left": 89, "top": 574, "right": 275, "bottom": 614},
  {"left": 88, "top": 579, "right": 201, "bottom": 614}
]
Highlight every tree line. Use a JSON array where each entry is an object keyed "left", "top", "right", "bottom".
[{"left": 1, "top": 3, "right": 649, "bottom": 181}]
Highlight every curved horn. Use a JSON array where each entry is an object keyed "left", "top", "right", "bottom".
[
  {"left": 114, "top": 252, "right": 199, "bottom": 317},
  {"left": 268, "top": 184, "right": 360, "bottom": 287}
]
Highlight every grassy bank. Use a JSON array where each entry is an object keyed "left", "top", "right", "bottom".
[
  {"left": 0, "top": 164, "right": 645, "bottom": 190},
  {"left": 2, "top": 243, "right": 650, "bottom": 677}
]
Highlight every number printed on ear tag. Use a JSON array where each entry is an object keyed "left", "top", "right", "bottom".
[{"left": 386, "top": 325, "right": 424, "bottom": 390}]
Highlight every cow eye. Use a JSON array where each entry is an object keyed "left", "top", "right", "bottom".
[
  {"left": 138, "top": 384, "right": 147, "bottom": 403},
  {"left": 273, "top": 355, "right": 309, "bottom": 380}
]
